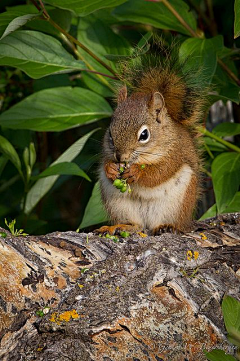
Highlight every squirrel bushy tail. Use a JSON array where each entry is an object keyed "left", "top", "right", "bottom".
[{"left": 117, "top": 39, "right": 208, "bottom": 127}]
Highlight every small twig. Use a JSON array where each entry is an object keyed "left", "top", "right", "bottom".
[
  {"left": 217, "top": 58, "right": 240, "bottom": 86},
  {"left": 70, "top": 70, "right": 118, "bottom": 81},
  {"left": 198, "top": 126, "right": 240, "bottom": 153},
  {"left": 161, "top": 0, "right": 197, "bottom": 37},
  {"left": 154, "top": 0, "right": 240, "bottom": 87},
  {"left": 204, "top": 142, "right": 214, "bottom": 160},
  {"left": 30, "top": 0, "right": 117, "bottom": 77}
]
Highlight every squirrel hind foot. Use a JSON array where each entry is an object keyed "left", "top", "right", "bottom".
[
  {"left": 152, "top": 224, "right": 183, "bottom": 236},
  {"left": 94, "top": 224, "right": 142, "bottom": 235}
]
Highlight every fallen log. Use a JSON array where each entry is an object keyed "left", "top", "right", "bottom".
[{"left": 0, "top": 213, "right": 239, "bottom": 361}]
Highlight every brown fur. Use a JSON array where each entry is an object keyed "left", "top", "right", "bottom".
[{"left": 98, "top": 55, "right": 205, "bottom": 235}]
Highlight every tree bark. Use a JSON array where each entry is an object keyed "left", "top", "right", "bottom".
[{"left": 0, "top": 213, "right": 239, "bottom": 361}]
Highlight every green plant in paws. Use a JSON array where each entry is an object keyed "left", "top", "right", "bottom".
[{"left": 113, "top": 164, "right": 145, "bottom": 194}]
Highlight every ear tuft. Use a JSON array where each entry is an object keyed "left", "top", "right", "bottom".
[
  {"left": 149, "top": 92, "right": 165, "bottom": 123},
  {"left": 117, "top": 85, "right": 128, "bottom": 104}
]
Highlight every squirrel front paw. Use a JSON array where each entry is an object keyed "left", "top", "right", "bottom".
[
  {"left": 105, "top": 162, "right": 119, "bottom": 181},
  {"left": 121, "top": 164, "right": 142, "bottom": 184}
]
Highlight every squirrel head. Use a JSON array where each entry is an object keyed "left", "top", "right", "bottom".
[{"left": 104, "top": 86, "right": 176, "bottom": 165}]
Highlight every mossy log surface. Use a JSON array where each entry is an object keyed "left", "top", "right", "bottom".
[{"left": 0, "top": 213, "right": 239, "bottom": 361}]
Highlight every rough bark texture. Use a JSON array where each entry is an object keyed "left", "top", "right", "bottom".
[{"left": 0, "top": 213, "right": 239, "bottom": 361}]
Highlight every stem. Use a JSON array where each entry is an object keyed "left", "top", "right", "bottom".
[
  {"left": 30, "top": 0, "right": 117, "bottom": 77},
  {"left": 158, "top": 0, "right": 240, "bottom": 87},
  {"left": 197, "top": 126, "right": 240, "bottom": 153},
  {"left": 201, "top": 168, "right": 212, "bottom": 178},
  {"left": 161, "top": 0, "right": 197, "bottom": 37},
  {"left": 59, "top": 34, "right": 115, "bottom": 90},
  {"left": 217, "top": 58, "right": 240, "bottom": 86},
  {"left": 204, "top": 142, "right": 214, "bottom": 159},
  {"left": 0, "top": 174, "right": 20, "bottom": 193}
]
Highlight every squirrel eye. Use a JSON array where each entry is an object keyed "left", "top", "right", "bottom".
[{"left": 138, "top": 126, "right": 150, "bottom": 143}]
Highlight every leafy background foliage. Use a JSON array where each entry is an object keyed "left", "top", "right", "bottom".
[{"left": 0, "top": 0, "right": 239, "bottom": 235}]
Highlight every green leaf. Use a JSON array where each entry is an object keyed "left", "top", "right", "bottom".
[
  {"left": 226, "top": 192, "right": 240, "bottom": 212},
  {"left": 212, "top": 152, "right": 240, "bottom": 213},
  {"left": 234, "top": 0, "right": 240, "bottom": 39},
  {"left": 0, "top": 5, "right": 38, "bottom": 38},
  {"left": 0, "top": 87, "right": 112, "bottom": 131},
  {"left": 0, "top": 13, "right": 41, "bottom": 40},
  {"left": 29, "top": 143, "right": 36, "bottom": 169},
  {"left": 0, "top": 135, "right": 22, "bottom": 177},
  {"left": 213, "top": 122, "right": 240, "bottom": 137},
  {"left": 44, "top": 0, "right": 127, "bottom": 16},
  {"left": 199, "top": 203, "right": 217, "bottom": 220},
  {"left": 204, "top": 137, "right": 228, "bottom": 152},
  {"left": 33, "top": 162, "right": 90, "bottom": 181},
  {"left": 204, "top": 349, "right": 237, "bottom": 361},
  {"left": 222, "top": 296, "right": 240, "bottom": 347},
  {"left": 199, "top": 192, "right": 240, "bottom": 220},
  {"left": 179, "top": 38, "right": 217, "bottom": 85},
  {"left": 77, "top": 14, "right": 130, "bottom": 96},
  {"left": 24, "top": 130, "right": 97, "bottom": 214},
  {"left": 113, "top": 0, "right": 197, "bottom": 36},
  {"left": 23, "top": 147, "right": 31, "bottom": 181},
  {"left": 27, "top": 8, "right": 72, "bottom": 38},
  {"left": 79, "top": 181, "right": 108, "bottom": 229},
  {"left": 210, "top": 62, "right": 240, "bottom": 105},
  {"left": 0, "top": 30, "right": 85, "bottom": 79}
]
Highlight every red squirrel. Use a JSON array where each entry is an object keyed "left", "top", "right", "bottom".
[{"left": 98, "top": 42, "right": 206, "bottom": 235}]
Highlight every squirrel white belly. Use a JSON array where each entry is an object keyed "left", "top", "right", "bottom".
[{"left": 97, "top": 41, "right": 205, "bottom": 235}]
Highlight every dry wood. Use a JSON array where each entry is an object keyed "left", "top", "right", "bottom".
[{"left": 0, "top": 213, "right": 239, "bottom": 361}]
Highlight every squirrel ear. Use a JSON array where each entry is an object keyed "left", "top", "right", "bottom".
[
  {"left": 117, "top": 85, "right": 128, "bottom": 104},
  {"left": 149, "top": 92, "right": 165, "bottom": 123}
]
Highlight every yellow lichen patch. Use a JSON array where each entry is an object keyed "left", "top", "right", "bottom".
[
  {"left": 50, "top": 309, "right": 79, "bottom": 325},
  {"left": 78, "top": 284, "right": 84, "bottom": 288},
  {"left": 137, "top": 232, "right": 147, "bottom": 238},
  {"left": 186, "top": 250, "right": 193, "bottom": 261},
  {"left": 37, "top": 347, "right": 43, "bottom": 352},
  {"left": 200, "top": 232, "right": 207, "bottom": 240},
  {"left": 194, "top": 251, "right": 199, "bottom": 260},
  {"left": 116, "top": 286, "right": 120, "bottom": 292}
]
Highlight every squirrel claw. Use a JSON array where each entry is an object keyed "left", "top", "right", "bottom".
[
  {"left": 105, "top": 162, "right": 119, "bottom": 181},
  {"left": 94, "top": 224, "right": 142, "bottom": 235},
  {"left": 121, "top": 164, "right": 141, "bottom": 184},
  {"left": 152, "top": 224, "right": 182, "bottom": 236}
]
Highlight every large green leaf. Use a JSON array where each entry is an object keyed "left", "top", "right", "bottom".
[
  {"left": 0, "top": 135, "right": 22, "bottom": 177},
  {"left": 0, "top": 87, "right": 112, "bottom": 131},
  {"left": 0, "top": 5, "right": 73, "bottom": 38},
  {"left": 210, "top": 62, "right": 240, "bottom": 105},
  {"left": 222, "top": 296, "right": 240, "bottom": 347},
  {"left": 79, "top": 181, "right": 108, "bottom": 229},
  {"left": 24, "top": 130, "right": 96, "bottom": 214},
  {"left": 33, "top": 162, "right": 91, "bottom": 181},
  {"left": 234, "top": 0, "right": 240, "bottom": 39},
  {"left": 204, "top": 349, "right": 236, "bottom": 361},
  {"left": 0, "top": 13, "right": 41, "bottom": 40},
  {"left": 213, "top": 122, "right": 240, "bottom": 137},
  {"left": 0, "top": 30, "right": 85, "bottom": 79},
  {"left": 212, "top": 152, "right": 240, "bottom": 213},
  {"left": 179, "top": 38, "right": 217, "bottom": 85},
  {"left": 0, "top": 5, "right": 38, "bottom": 38},
  {"left": 45, "top": 0, "right": 127, "bottom": 16},
  {"left": 199, "top": 192, "right": 240, "bottom": 220},
  {"left": 77, "top": 14, "right": 130, "bottom": 96},
  {"left": 113, "top": 0, "right": 197, "bottom": 36}
]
